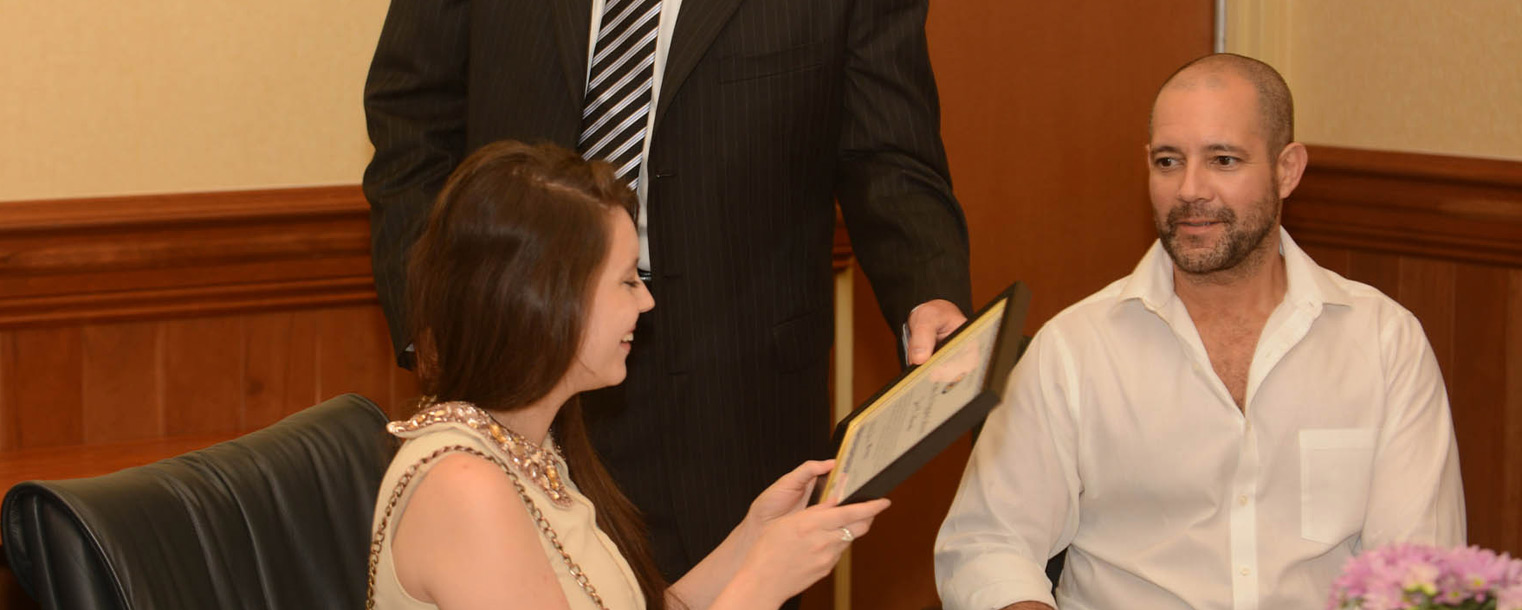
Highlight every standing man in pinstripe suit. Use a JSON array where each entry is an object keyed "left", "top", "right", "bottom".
[{"left": 362, "top": 0, "right": 973, "bottom": 585}]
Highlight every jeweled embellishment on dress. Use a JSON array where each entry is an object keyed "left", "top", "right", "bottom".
[{"left": 388, "top": 401, "right": 572, "bottom": 508}]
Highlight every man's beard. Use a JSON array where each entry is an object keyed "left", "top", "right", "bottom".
[{"left": 1155, "top": 194, "right": 1279, "bottom": 276}]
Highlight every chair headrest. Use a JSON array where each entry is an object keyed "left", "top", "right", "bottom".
[{"left": 2, "top": 393, "right": 397, "bottom": 610}]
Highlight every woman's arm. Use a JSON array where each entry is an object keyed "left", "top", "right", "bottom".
[
  {"left": 669, "top": 461, "right": 891, "bottom": 610},
  {"left": 392, "top": 453, "right": 573, "bottom": 610},
  {"left": 665, "top": 503, "right": 765, "bottom": 609}
]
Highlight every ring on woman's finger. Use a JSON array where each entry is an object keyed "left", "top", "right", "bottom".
[{"left": 838, "top": 527, "right": 855, "bottom": 543}]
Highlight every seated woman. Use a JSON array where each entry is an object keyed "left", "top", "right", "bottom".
[{"left": 368, "top": 141, "right": 890, "bottom": 610}]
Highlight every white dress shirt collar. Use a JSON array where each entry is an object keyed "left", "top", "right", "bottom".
[{"left": 1116, "top": 227, "right": 1354, "bottom": 315}]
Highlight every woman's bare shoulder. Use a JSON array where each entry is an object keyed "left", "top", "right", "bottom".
[{"left": 392, "top": 453, "right": 573, "bottom": 609}]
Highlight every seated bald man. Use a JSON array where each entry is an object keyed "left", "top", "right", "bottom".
[{"left": 933, "top": 53, "right": 1466, "bottom": 610}]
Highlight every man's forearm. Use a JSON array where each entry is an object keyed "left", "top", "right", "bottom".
[{"left": 1003, "top": 602, "right": 1054, "bottom": 610}]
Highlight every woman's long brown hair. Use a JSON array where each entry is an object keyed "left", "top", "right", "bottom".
[{"left": 406, "top": 140, "right": 668, "bottom": 609}]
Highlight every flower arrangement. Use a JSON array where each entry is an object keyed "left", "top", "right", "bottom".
[{"left": 1329, "top": 543, "right": 1522, "bottom": 610}]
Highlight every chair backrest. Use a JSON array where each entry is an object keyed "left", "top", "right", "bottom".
[{"left": 1, "top": 393, "right": 397, "bottom": 610}]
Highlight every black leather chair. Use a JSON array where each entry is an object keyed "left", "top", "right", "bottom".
[{"left": 1, "top": 393, "right": 396, "bottom": 610}]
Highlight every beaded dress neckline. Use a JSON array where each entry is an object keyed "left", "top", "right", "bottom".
[{"left": 387, "top": 401, "right": 572, "bottom": 508}]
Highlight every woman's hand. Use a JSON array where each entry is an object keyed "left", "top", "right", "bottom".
[
  {"left": 682, "top": 460, "right": 890, "bottom": 610},
  {"left": 745, "top": 459, "right": 833, "bottom": 526},
  {"left": 720, "top": 497, "right": 891, "bottom": 608}
]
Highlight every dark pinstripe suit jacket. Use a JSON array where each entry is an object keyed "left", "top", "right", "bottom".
[{"left": 362, "top": 0, "right": 972, "bottom": 578}]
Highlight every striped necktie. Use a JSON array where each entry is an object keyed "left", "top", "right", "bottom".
[{"left": 578, "top": 0, "right": 662, "bottom": 191}]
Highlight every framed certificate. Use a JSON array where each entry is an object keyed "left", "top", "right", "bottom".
[{"left": 818, "top": 282, "right": 1031, "bottom": 505}]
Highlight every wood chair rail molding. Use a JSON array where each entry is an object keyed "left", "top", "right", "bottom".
[
  {"left": 0, "top": 186, "right": 375, "bottom": 329},
  {"left": 1286, "top": 145, "right": 1522, "bottom": 267},
  {"left": 0, "top": 186, "right": 858, "bottom": 330},
  {"left": 1, "top": 145, "right": 1513, "bottom": 330}
]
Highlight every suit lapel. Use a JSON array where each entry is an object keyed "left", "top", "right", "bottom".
[
  {"left": 655, "top": 0, "right": 744, "bottom": 126},
  {"left": 550, "top": 0, "right": 593, "bottom": 107}
]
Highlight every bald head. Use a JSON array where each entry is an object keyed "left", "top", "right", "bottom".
[{"left": 1151, "top": 53, "right": 1294, "bottom": 155}]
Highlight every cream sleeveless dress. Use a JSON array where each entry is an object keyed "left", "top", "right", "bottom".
[{"left": 369, "top": 402, "right": 646, "bottom": 610}]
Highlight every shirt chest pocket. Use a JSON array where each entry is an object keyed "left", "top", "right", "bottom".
[{"left": 1299, "top": 428, "right": 1378, "bottom": 545}]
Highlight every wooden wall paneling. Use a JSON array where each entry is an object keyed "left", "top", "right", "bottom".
[
  {"left": 0, "top": 221, "right": 363, "bottom": 298},
  {"left": 1346, "top": 251, "right": 1403, "bottom": 303},
  {"left": 162, "top": 316, "right": 245, "bottom": 436},
  {"left": 1396, "top": 259, "right": 1457, "bottom": 382},
  {"left": 0, "top": 186, "right": 374, "bottom": 330},
  {"left": 81, "top": 321, "right": 163, "bottom": 443},
  {"left": 0, "top": 332, "right": 9, "bottom": 451},
  {"left": 1450, "top": 265, "right": 1510, "bottom": 551},
  {"left": 0, "top": 185, "right": 390, "bottom": 437},
  {"left": 1506, "top": 270, "right": 1522, "bottom": 548},
  {"left": 1285, "top": 147, "right": 1522, "bottom": 268},
  {"left": 0, "top": 187, "right": 408, "bottom": 555},
  {"left": 243, "top": 310, "right": 321, "bottom": 429},
  {"left": 1298, "top": 243, "right": 1351, "bottom": 278},
  {"left": 315, "top": 306, "right": 394, "bottom": 411},
  {"left": 0, "top": 332, "right": 8, "bottom": 450},
  {"left": 5, "top": 328, "right": 84, "bottom": 450}
]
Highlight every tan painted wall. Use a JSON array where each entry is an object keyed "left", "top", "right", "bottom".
[
  {"left": 4, "top": 0, "right": 1516, "bottom": 203},
  {"left": 1227, "top": 0, "right": 1522, "bottom": 161},
  {"left": 0, "top": 0, "right": 390, "bottom": 201}
]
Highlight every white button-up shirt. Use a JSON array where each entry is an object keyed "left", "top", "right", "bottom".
[{"left": 935, "top": 229, "right": 1465, "bottom": 610}]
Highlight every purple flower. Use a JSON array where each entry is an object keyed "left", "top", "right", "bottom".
[
  {"left": 1329, "top": 543, "right": 1522, "bottom": 610},
  {"left": 1496, "top": 583, "right": 1522, "bottom": 610}
]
